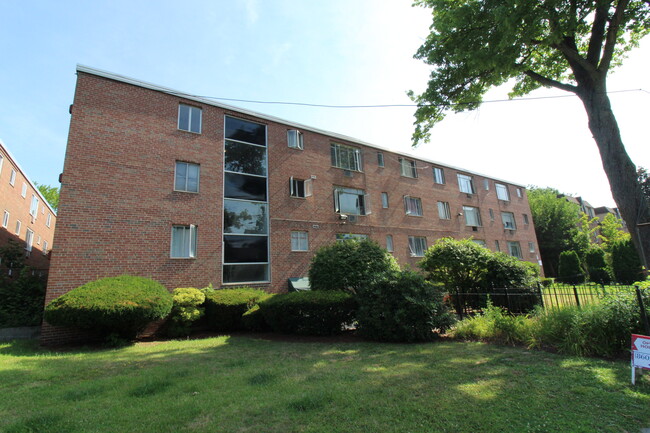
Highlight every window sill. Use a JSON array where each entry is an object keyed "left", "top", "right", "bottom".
[
  {"left": 405, "top": 214, "right": 423, "bottom": 217},
  {"left": 290, "top": 196, "right": 307, "bottom": 200},
  {"left": 172, "top": 189, "right": 200, "bottom": 194},
  {"left": 170, "top": 257, "right": 197, "bottom": 260},
  {"left": 291, "top": 250, "right": 309, "bottom": 253},
  {"left": 177, "top": 128, "right": 202, "bottom": 135}
]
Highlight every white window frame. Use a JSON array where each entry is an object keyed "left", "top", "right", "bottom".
[
  {"left": 437, "top": 201, "right": 451, "bottom": 220},
  {"left": 334, "top": 186, "right": 370, "bottom": 216},
  {"left": 377, "top": 152, "right": 385, "bottom": 168},
  {"left": 523, "top": 214, "right": 529, "bottom": 225},
  {"left": 21, "top": 182, "right": 27, "bottom": 198},
  {"left": 528, "top": 242, "right": 536, "bottom": 253},
  {"left": 336, "top": 233, "right": 369, "bottom": 242},
  {"left": 290, "top": 177, "right": 313, "bottom": 198},
  {"left": 9, "top": 169, "right": 16, "bottom": 186},
  {"left": 178, "top": 104, "right": 202, "bottom": 134},
  {"left": 170, "top": 224, "right": 197, "bottom": 258},
  {"left": 496, "top": 183, "right": 510, "bottom": 201},
  {"left": 381, "top": 192, "right": 389, "bottom": 208},
  {"left": 463, "top": 206, "right": 482, "bottom": 227},
  {"left": 2, "top": 210, "right": 8, "bottom": 228},
  {"left": 489, "top": 208, "right": 495, "bottom": 221},
  {"left": 508, "top": 241, "right": 523, "bottom": 259},
  {"left": 433, "top": 167, "right": 445, "bottom": 184},
  {"left": 457, "top": 174, "right": 475, "bottom": 194},
  {"left": 331, "top": 143, "right": 362, "bottom": 171},
  {"left": 501, "top": 212, "right": 517, "bottom": 230},
  {"left": 386, "top": 235, "right": 394, "bottom": 252},
  {"left": 29, "top": 195, "right": 39, "bottom": 218},
  {"left": 174, "top": 161, "right": 200, "bottom": 193},
  {"left": 516, "top": 188, "right": 523, "bottom": 198},
  {"left": 46, "top": 213, "right": 52, "bottom": 228},
  {"left": 287, "top": 130, "right": 304, "bottom": 150},
  {"left": 473, "top": 239, "right": 487, "bottom": 247},
  {"left": 43, "top": 240, "right": 49, "bottom": 255},
  {"left": 399, "top": 158, "right": 417, "bottom": 178},
  {"left": 495, "top": 240, "right": 501, "bottom": 252},
  {"left": 15, "top": 220, "right": 21, "bottom": 236},
  {"left": 25, "top": 229, "right": 34, "bottom": 252},
  {"left": 408, "top": 236, "right": 427, "bottom": 257},
  {"left": 291, "top": 231, "right": 309, "bottom": 251},
  {"left": 404, "top": 196, "right": 423, "bottom": 216},
  {"left": 483, "top": 179, "right": 490, "bottom": 191}
]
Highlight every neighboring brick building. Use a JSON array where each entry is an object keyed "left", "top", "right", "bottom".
[
  {"left": 0, "top": 139, "right": 56, "bottom": 271},
  {"left": 43, "top": 65, "right": 541, "bottom": 342}
]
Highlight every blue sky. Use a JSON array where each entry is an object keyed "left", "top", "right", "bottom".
[{"left": 1, "top": 1, "right": 648, "bottom": 208}]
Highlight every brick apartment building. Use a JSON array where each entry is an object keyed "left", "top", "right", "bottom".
[
  {"left": 0, "top": 139, "right": 56, "bottom": 271},
  {"left": 43, "top": 65, "right": 541, "bottom": 341}
]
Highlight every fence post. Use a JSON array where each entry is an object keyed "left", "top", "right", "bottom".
[
  {"left": 573, "top": 285, "right": 581, "bottom": 308},
  {"left": 537, "top": 282, "right": 544, "bottom": 309},
  {"left": 504, "top": 286, "right": 512, "bottom": 312},
  {"left": 455, "top": 287, "right": 463, "bottom": 321},
  {"left": 635, "top": 286, "right": 650, "bottom": 335}
]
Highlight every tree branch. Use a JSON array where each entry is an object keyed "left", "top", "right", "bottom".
[
  {"left": 524, "top": 70, "right": 578, "bottom": 93},
  {"left": 600, "top": 0, "right": 631, "bottom": 73},
  {"left": 586, "top": 3, "right": 610, "bottom": 65}
]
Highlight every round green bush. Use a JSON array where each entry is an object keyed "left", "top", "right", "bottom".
[
  {"left": 241, "top": 304, "right": 271, "bottom": 332},
  {"left": 203, "top": 288, "right": 270, "bottom": 331},
  {"left": 259, "top": 291, "right": 357, "bottom": 336},
  {"left": 558, "top": 250, "right": 585, "bottom": 284},
  {"left": 584, "top": 246, "right": 611, "bottom": 284},
  {"left": 167, "top": 287, "right": 206, "bottom": 337},
  {"left": 308, "top": 239, "right": 399, "bottom": 293},
  {"left": 356, "top": 270, "right": 455, "bottom": 342},
  {"left": 44, "top": 275, "right": 173, "bottom": 339},
  {"left": 611, "top": 238, "right": 643, "bottom": 284}
]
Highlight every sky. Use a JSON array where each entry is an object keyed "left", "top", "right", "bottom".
[{"left": 1, "top": 0, "right": 648, "bottom": 209}]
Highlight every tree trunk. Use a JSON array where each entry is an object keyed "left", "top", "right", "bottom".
[{"left": 578, "top": 87, "right": 650, "bottom": 276}]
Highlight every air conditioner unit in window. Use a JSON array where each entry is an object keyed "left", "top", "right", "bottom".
[{"left": 472, "top": 226, "right": 478, "bottom": 232}]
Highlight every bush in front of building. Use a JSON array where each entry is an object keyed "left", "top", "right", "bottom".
[
  {"left": 166, "top": 287, "right": 206, "bottom": 337},
  {"left": 258, "top": 291, "right": 357, "bottom": 336},
  {"left": 356, "top": 270, "right": 455, "bottom": 342},
  {"left": 557, "top": 250, "right": 585, "bottom": 284},
  {"left": 308, "top": 239, "right": 400, "bottom": 293},
  {"left": 610, "top": 238, "right": 643, "bottom": 284},
  {"left": 584, "top": 246, "right": 612, "bottom": 284},
  {"left": 44, "top": 275, "right": 173, "bottom": 340},
  {"left": 203, "top": 287, "right": 270, "bottom": 331}
]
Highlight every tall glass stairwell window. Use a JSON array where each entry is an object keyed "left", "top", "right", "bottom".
[{"left": 223, "top": 116, "right": 270, "bottom": 283}]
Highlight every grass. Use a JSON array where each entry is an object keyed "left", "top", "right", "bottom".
[
  {"left": 1, "top": 336, "right": 649, "bottom": 433},
  {"left": 541, "top": 284, "right": 636, "bottom": 309}
]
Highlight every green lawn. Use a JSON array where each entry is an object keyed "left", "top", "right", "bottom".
[{"left": 1, "top": 336, "right": 649, "bottom": 433}]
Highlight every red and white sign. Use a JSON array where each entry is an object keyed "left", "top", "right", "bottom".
[{"left": 631, "top": 334, "right": 650, "bottom": 385}]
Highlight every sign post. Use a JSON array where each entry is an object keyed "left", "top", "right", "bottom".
[{"left": 631, "top": 334, "right": 650, "bottom": 385}]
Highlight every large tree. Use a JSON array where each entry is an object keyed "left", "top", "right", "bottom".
[{"left": 410, "top": 0, "right": 650, "bottom": 271}]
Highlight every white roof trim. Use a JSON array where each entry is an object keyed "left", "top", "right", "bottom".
[{"left": 76, "top": 64, "right": 525, "bottom": 188}]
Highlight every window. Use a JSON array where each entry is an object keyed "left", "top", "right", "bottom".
[
  {"left": 432, "top": 167, "right": 445, "bottom": 184},
  {"left": 174, "top": 161, "right": 200, "bottom": 193},
  {"left": 508, "top": 241, "right": 522, "bottom": 259},
  {"left": 404, "top": 196, "right": 423, "bottom": 216},
  {"left": 381, "top": 192, "right": 389, "bottom": 208},
  {"left": 171, "top": 225, "right": 197, "bottom": 258},
  {"left": 287, "top": 130, "right": 304, "bottom": 149},
  {"left": 495, "top": 240, "right": 501, "bottom": 252},
  {"left": 334, "top": 187, "right": 369, "bottom": 216},
  {"left": 9, "top": 169, "right": 16, "bottom": 186},
  {"left": 399, "top": 158, "right": 417, "bottom": 178},
  {"left": 178, "top": 104, "right": 202, "bottom": 133},
  {"left": 46, "top": 213, "right": 52, "bottom": 228},
  {"left": 2, "top": 211, "right": 8, "bottom": 228},
  {"left": 291, "top": 231, "right": 308, "bottom": 251},
  {"left": 483, "top": 179, "right": 490, "bottom": 190},
  {"left": 496, "top": 183, "right": 510, "bottom": 201},
  {"left": 331, "top": 143, "right": 362, "bottom": 171},
  {"left": 516, "top": 188, "right": 523, "bottom": 198},
  {"left": 336, "top": 233, "right": 369, "bottom": 242},
  {"left": 15, "top": 220, "right": 21, "bottom": 235},
  {"left": 457, "top": 174, "right": 475, "bottom": 194},
  {"left": 501, "top": 212, "right": 517, "bottom": 230},
  {"left": 377, "top": 152, "right": 384, "bottom": 167},
  {"left": 489, "top": 208, "right": 495, "bottom": 221},
  {"left": 37, "top": 235, "right": 41, "bottom": 245},
  {"left": 290, "top": 177, "right": 313, "bottom": 198},
  {"left": 528, "top": 242, "right": 536, "bottom": 253},
  {"left": 463, "top": 206, "right": 482, "bottom": 227},
  {"left": 386, "top": 235, "right": 394, "bottom": 252},
  {"left": 473, "top": 239, "right": 487, "bottom": 247},
  {"left": 43, "top": 240, "right": 49, "bottom": 255},
  {"left": 30, "top": 195, "right": 39, "bottom": 218},
  {"left": 437, "top": 201, "right": 451, "bottom": 220},
  {"left": 25, "top": 229, "right": 34, "bottom": 252},
  {"left": 408, "top": 236, "right": 427, "bottom": 257},
  {"left": 523, "top": 214, "right": 529, "bottom": 225},
  {"left": 21, "top": 182, "right": 27, "bottom": 198}
]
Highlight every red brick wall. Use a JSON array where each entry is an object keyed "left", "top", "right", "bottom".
[{"left": 42, "top": 70, "right": 541, "bottom": 343}]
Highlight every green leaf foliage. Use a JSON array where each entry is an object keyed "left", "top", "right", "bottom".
[
  {"left": 558, "top": 250, "right": 585, "bottom": 284},
  {"left": 35, "top": 183, "right": 59, "bottom": 211},
  {"left": 44, "top": 275, "right": 173, "bottom": 339},
  {"left": 203, "top": 288, "right": 270, "bottom": 331},
  {"left": 0, "top": 268, "right": 47, "bottom": 327},
  {"left": 259, "top": 291, "right": 357, "bottom": 336},
  {"left": 610, "top": 238, "right": 643, "bottom": 284},
  {"left": 356, "top": 270, "right": 455, "bottom": 342},
  {"left": 166, "top": 288, "right": 206, "bottom": 337},
  {"left": 308, "top": 239, "right": 400, "bottom": 293},
  {"left": 584, "top": 246, "right": 612, "bottom": 284}
]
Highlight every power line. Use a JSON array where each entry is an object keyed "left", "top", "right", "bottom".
[{"left": 170, "top": 88, "right": 648, "bottom": 109}]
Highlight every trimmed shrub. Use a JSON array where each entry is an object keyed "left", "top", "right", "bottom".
[
  {"left": 584, "top": 246, "right": 611, "bottom": 284},
  {"left": 0, "top": 268, "right": 47, "bottom": 327},
  {"left": 166, "top": 288, "right": 206, "bottom": 337},
  {"left": 484, "top": 253, "right": 539, "bottom": 289},
  {"left": 610, "top": 238, "right": 643, "bottom": 284},
  {"left": 204, "top": 288, "right": 270, "bottom": 331},
  {"left": 44, "top": 275, "right": 173, "bottom": 339},
  {"left": 558, "top": 250, "right": 585, "bottom": 284},
  {"left": 419, "top": 238, "right": 491, "bottom": 291},
  {"left": 356, "top": 270, "right": 455, "bottom": 342},
  {"left": 259, "top": 291, "right": 357, "bottom": 336},
  {"left": 241, "top": 304, "right": 271, "bottom": 332},
  {"left": 308, "top": 239, "right": 399, "bottom": 293}
]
